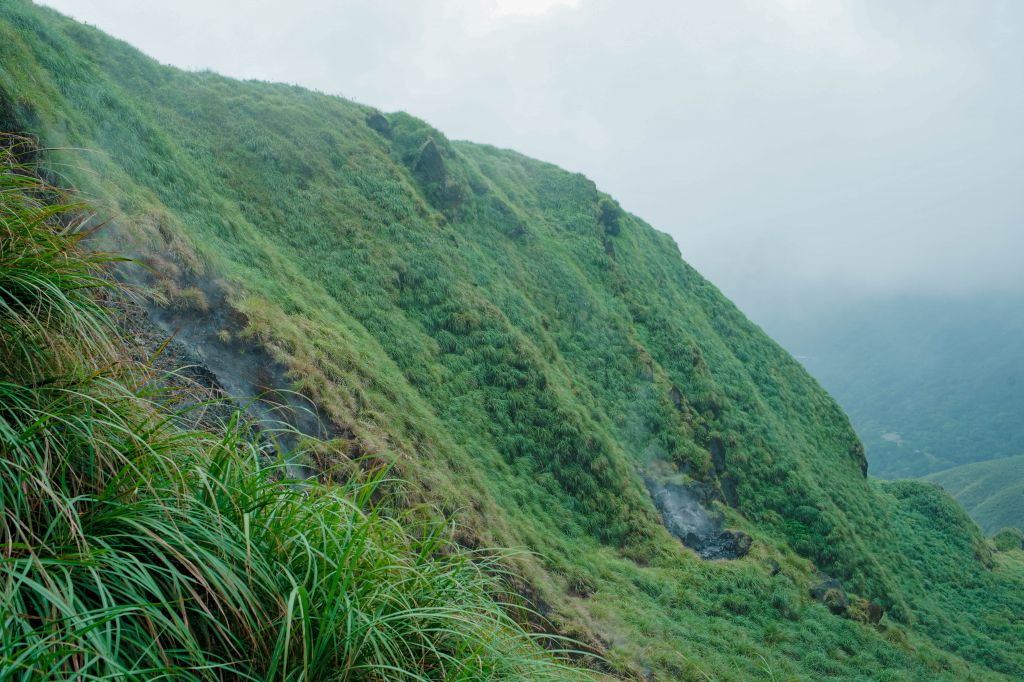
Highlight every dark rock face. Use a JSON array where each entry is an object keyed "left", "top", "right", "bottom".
[
  {"left": 708, "top": 437, "right": 740, "bottom": 507},
  {"left": 113, "top": 265, "right": 347, "bottom": 477},
  {"left": 719, "top": 475, "right": 740, "bottom": 508},
  {"left": 810, "top": 576, "right": 850, "bottom": 615},
  {"left": 412, "top": 138, "right": 464, "bottom": 211},
  {"left": 414, "top": 138, "right": 447, "bottom": 185},
  {"left": 597, "top": 197, "right": 621, "bottom": 236},
  {"left": 851, "top": 441, "right": 868, "bottom": 478},
  {"left": 848, "top": 598, "right": 885, "bottom": 624},
  {"left": 645, "top": 479, "right": 752, "bottom": 560},
  {"left": 685, "top": 529, "right": 753, "bottom": 560},
  {"left": 685, "top": 480, "right": 724, "bottom": 507},
  {"left": 117, "top": 297, "right": 239, "bottom": 431},
  {"left": 709, "top": 437, "right": 727, "bottom": 473},
  {"left": 365, "top": 111, "right": 390, "bottom": 135},
  {"left": 810, "top": 575, "right": 885, "bottom": 623}
]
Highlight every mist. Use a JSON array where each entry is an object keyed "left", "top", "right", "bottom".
[{"left": 39, "top": 0, "right": 1024, "bottom": 321}]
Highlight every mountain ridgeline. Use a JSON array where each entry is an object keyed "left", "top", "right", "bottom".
[
  {"left": 927, "top": 455, "right": 1024, "bottom": 534},
  {"left": 2, "top": 2, "right": 1022, "bottom": 680}
]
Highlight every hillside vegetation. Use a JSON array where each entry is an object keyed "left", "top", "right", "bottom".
[
  {"left": 927, "top": 456, "right": 1024, "bottom": 534},
  {"left": 0, "top": 139, "right": 592, "bottom": 680},
  {"left": 2, "top": 2, "right": 1024, "bottom": 679}
]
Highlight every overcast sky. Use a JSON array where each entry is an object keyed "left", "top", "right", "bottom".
[{"left": 40, "top": 0, "right": 1024, "bottom": 319}]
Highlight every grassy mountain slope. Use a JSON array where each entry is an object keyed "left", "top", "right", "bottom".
[
  {"left": 2, "top": 2, "right": 1023, "bottom": 679},
  {"left": 0, "top": 140, "right": 591, "bottom": 680},
  {"left": 767, "top": 294, "right": 1024, "bottom": 478},
  {"left": 927, "top": 456, "right": 1024, "bottom": 534}
]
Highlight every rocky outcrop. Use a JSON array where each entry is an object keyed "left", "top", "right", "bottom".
[
  {"left": 113, "top": 265, "right": 350, "bottom": 478},
  {"left": 685, "top": 529, "right": 752, "bottom": 561},
  {"left": 413, "top": 138, "right": 446, "bottom": 185},
  {"left": 847, "top": 597, "right": 885, "bottom": 625},
  {"left": 811, "top": 574, "right": 884, "bottom": 623},
  {"left": 810, "top": 576, "right": 849, "bottom": 615},
  {"left": 645, "top": 478, "right": 752, "bottom": 560},
  {"left": 411, "top": 137, "right": 464, "bottom": 211},
  {"left": 365, "top": 111, "right": 390, "bottom": 135},
  {"left": 597, "top": 197, "right": 622, "bottom": 236}
]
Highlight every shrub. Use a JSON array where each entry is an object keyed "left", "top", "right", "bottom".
[{"left": 992, "top": 527, "right": 1024, "bottom": 552}]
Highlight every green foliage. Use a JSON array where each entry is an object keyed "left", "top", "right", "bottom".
[
  {"left": 1, "top": 3, "right": 1023, "bottom": 678},
  {"left": 875, "top": 480, "right": 1024, "bottom": 676},
  {"left": 0, "top": 140, "right": 592, "bottom": 680},
  {"left": 992, "top": 528, "right": 1024, "bottom": 552},
  {"left": 926, "top": 455, "right": 1024, "bottom": 533}
]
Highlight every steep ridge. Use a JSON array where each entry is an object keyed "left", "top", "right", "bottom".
[{"left": 2, "top": 2, "right": 1023, "bottom": 679}]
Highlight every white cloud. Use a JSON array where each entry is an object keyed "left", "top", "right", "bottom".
[
  {"left": 488, "top": 0, "right": 581, "bottom": 18},
  {"left": 36, "top": 0, "right": 1024, "bottom": 314}
]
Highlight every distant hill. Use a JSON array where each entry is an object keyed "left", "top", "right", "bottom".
[
  {"left": 927, "top": 455, "right": 1024, "bottom": 534},
  {"left": 768, "top": 294, "right": 1024, "bottom": 478}
]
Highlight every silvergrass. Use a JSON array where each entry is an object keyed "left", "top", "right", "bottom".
[{"left": 0, "top": 137, "right": 596, "bottom": 680}]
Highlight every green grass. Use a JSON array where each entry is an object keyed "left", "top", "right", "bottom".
[
  {"left": 0, "top": 139, "right": 594, "bottom": 680},
  {"left": 926, "top": 455, "right": 1024, "bottom": 534},
  {"left": 2, "top": 2, "right": 1024, "bottom": 678}
]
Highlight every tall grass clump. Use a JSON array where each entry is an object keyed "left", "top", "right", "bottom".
[{"left": 0, "top": 137, "right": 593, "bottom": 680}]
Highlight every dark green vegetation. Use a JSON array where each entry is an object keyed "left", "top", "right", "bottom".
[
  {"left": 927, "top": 455, "right": 1024, "bottom": 534},
  {"left": 0, "top": 140, "right": 594, "bottom": 679},
  {"left": 993, "top": 528, "right": 1024, "bottom": 553},
  {"left": 767, "top": 294, "right": 1024, "bottom": 479},
  {"left": 2, "top": 2, "right": 1023, "bottom": 679}
]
